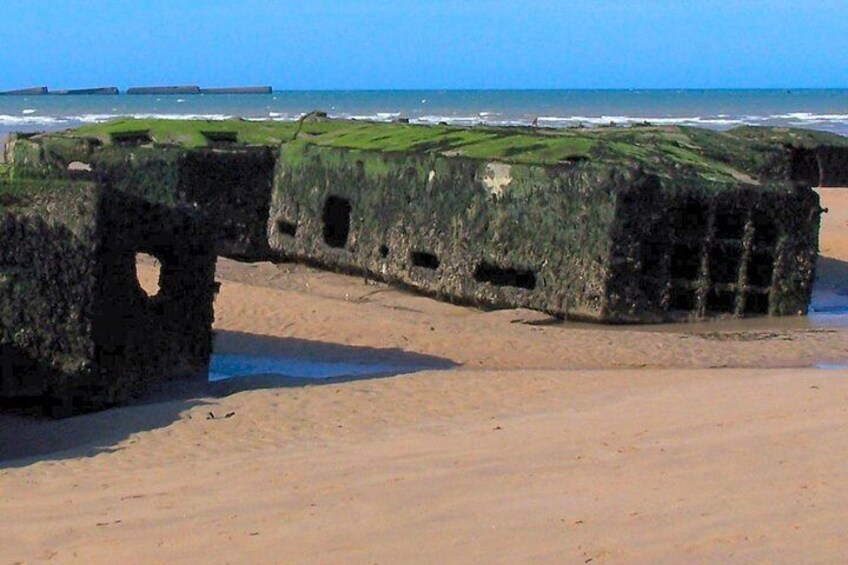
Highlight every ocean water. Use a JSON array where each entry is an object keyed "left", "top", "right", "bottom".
[{"left": 1, "top": 89, "right": 848, "bottom": 136}]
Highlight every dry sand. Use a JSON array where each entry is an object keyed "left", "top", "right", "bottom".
[{"left": 1, "top": 189, "right": 847, "bottom": 563}]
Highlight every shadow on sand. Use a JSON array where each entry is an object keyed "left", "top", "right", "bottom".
[{"left": 0, "top": 330, "right": 455, "bottom": 468}]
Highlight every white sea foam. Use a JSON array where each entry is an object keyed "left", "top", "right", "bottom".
[
  {"left": 2, "top": 107, "right": 848, "bottom": 134},
  {"left": 0, "top": 114, "right": 67, "bottom": 126}
]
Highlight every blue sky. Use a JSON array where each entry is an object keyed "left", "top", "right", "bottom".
[{"left": 2, "top": 0, "right": 847, "bottom": 90}]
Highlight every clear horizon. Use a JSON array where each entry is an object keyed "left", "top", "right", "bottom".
[{"left": 3, "top": 0, "right": 848, "bottom": 91}]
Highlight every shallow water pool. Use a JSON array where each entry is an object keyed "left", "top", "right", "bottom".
[{"left": 209, "top": 353, "right": 423, "bottom": 382}]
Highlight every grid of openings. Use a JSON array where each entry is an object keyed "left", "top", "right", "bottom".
[{"left": 634, "top": 197, "right": 781, "bottom": 317}]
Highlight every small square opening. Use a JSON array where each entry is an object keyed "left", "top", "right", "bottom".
[
  {"left": 670, "top": 243, "right": 702, "bottom": 281},
  {"left": 707, "top": 288, "right": 737, "bottom": 313},
  {"left": 670, "top": 199, "right": 710, "bottom": 241},
  {"left": 713, "top": 208, "right": 746, "bottom": 241},
  {"left": 669, "top": 286, "right": 698, "bottom": 312},
  {"left": 276, "top": 219, "right": 297, "bottom": 238},
  {"left": 708, "top": 245, "right": 741, "bottom": 284},
  {"left": 744, "top": 291, "right": 770, "bottom": 315}
]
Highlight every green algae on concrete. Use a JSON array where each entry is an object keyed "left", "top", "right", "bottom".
[{"left": 5, "top": 118, "right": 833, "bottom": 323}]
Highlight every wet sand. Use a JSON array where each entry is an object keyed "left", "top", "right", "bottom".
[{"left": 1, "top": 189, "right": 847, "bottom": 563}]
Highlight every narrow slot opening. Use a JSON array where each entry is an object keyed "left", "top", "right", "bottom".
[
  {"left": 474, "top": 262, "right": 537, "bottom": 290},
  {"left": 322, "top": 196, "right": 351, "bottom": 248},
  {"left": 708, "top": 245, "right": 741, "bottom": 284},
  {"left": 201, "top": 130, "right": 239, "bottom": 145},
  {"left": 276, "top": 218, "right": 297, "bottom": 238},
  {"left": 747, "top": 251, "right": 775, "bottom": 288},
  {"left": 379, "top": 244, "right": 389, "bottom": 259},
  {"left": 109, "top": 130, "right": 152, "bottom": 146},
  {"left": 410, "top": 251, "right": 440, "bottom": 270},
  {"left": 670, "top": 243, "right": 702, "bottom": 281}
]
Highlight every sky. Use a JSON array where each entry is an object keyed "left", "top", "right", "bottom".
[{"left": 2, "top": 0, "right": 848, "bottom": 90}]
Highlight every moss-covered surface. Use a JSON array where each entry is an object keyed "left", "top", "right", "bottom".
[
  {"left": 271, "top": 143, "right": 625, "bottom": 318},
  {"left": 4, "top": 118, "right": 830, "bottom": 324},
  {"left": 0, "top": 177, "right": 217, "bottom": 416},
  {"left": 49, "top": 117, "right": 848, "bottom": 186},
  {"left": 0, "top": 179, "right": 101, "bottom": 412},
  {"left": 270, "top": 142, "right": 821, "bottom": 321}
]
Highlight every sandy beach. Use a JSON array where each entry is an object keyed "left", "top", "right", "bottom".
[{"left": 1, "top": 189, "right": 847, "bottom": 563}]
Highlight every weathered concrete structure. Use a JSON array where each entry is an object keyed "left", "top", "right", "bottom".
[
  {"left": 4, "top": 119, "right": 832, "bottom": 325},
  {"left": 126, "top": 85, "right": 202, "bottom": 95},
  {"left": 1, "top": 86, "right": 48, "bottom": 95},
  {"left": 4, "top": 117, "right": 840, "bottom": 413},
  {"left": 201, "top": 86, "right": 273, "bottom": 94},
  {"left": 52, "top": 87, "right": 119, "bottom": 95},
  {"left": 0, "top": 177, "right": 216, "bottom": 415},
  {"left": 270, "top": 142, "right": 819, "bottom": 322}
]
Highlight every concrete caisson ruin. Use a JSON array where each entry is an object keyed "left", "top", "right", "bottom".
[
  {"left": 5, "top": 118, "right": 834, "bottom": 323},
  {"left": 0, "top": 177, "right": 216, "bottom": 415},
  {"left": 2, "top": 118, "right": 841, "bottom": 412},
  {"left": 269, "top": 141, "right": 820, "bottom": 322}
]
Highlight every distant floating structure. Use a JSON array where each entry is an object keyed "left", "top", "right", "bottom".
[
  {"left": 52, "top": 87, "right": 119, "bottom": 95},
  {"left": 1, "top": 86, "right": 48, "bottom": 95},
  {"left": 200, "top": 86, "right": 272, "bottom": 94},
  {"left": 127, "top": 85, "right": 202, "bottom": 95}
]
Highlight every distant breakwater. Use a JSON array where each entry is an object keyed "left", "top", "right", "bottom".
[{"left": 1, "top": 85, "right": 272, "bottom": 95}]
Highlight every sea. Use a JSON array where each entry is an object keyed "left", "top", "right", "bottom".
[{"left": 1, "top": 89, "right": 848, "bottom": 137}]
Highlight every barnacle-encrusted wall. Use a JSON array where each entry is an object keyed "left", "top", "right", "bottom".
[
  {"left": 4, "top": 119, "right": 833, "bottom": 325},
  {"left": 0, "top": 177, "right": 217, "bottom": 416},
  {"left": 269, "top": 142, "right": 821, "bottom": 322}
]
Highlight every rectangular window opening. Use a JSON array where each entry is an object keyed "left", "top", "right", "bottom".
[
  {"left": 276, "top": 219, "right": 297, "bottom": 238},
  {"left": 474, "top": 262, "right": 537, "bottom": 290},
  {"left": 639, "top": 230, "right": 669, "bottom": 279},
  {"left": 322, "top": 196, "right": 351, "bottom": 248},
  {"left": 410, "top": 251, "right": 440, "bottom": 270},
  {"left": 747, "top": 251, "right": 774, "bottom": 288},
  {"left": 752, "top": 211, "right": 779, "bottom": 248}
]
